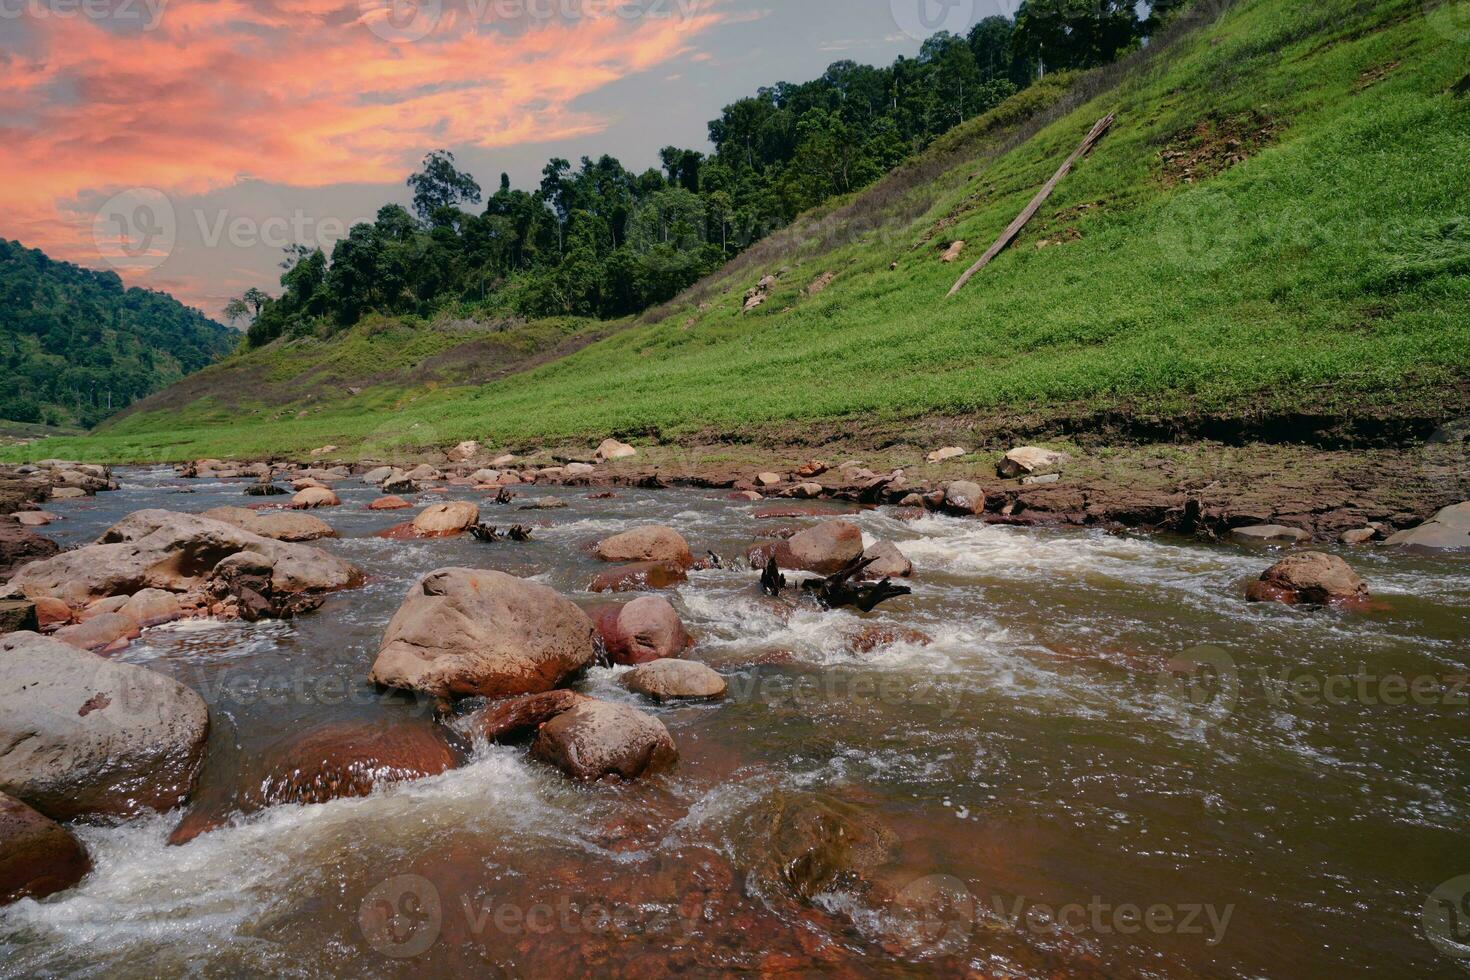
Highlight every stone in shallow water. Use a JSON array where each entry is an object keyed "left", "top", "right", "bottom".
[
  {"left": 0, "top": 791, "right": 91, "bottom": 905},
  {"left": 1383, "top": 502, "right": 1470, "bottom": 553},
  {"left": 594, "top": 526, "right": 692, "bottom": 566},
  {"left": 622, "top": 659, "right": 726, "bottom": 702},
  {"left": 1231, "top": 525, "right": 1311, "bottom": 545},
  {"left": 588, "top": 561, "right": 689, "bottom": 594},
  {"left": 1246, "top": 552, "right": 1368, "bottom": 605},
  {"left": 590, "top": 596, "right": 691, "bottom": 664},
  {"left": 734, "top": 791, "right": 897, "bottom": 902},
  {"left": 531, "top": 700, "right": 677, "bottom": 781}
]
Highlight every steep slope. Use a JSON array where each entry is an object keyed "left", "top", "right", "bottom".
[
  {"left": 9, "top": 0, "right": 1469, "bottom": 463},
  {"left": 0, "top": 240, "right": 236, "bottom": 427}
]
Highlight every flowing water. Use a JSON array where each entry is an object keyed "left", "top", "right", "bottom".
[{"left": 3, "top": 467, "right": 1470, "bottom": 977}]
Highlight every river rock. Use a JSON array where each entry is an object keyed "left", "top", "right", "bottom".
[
  {"left": 0, "top": 631, "right": 210, "bottom": 820},
  {"left": 0, "top": 521, "right": 61, "bottom": 579},
  {"left": 459, "top": 690, "right": 591, "bottom": 743},
  {"left": 997, "top": 447, "right": 1069, "bottom": 478},
  {"left": 590, "top": 596, "right": 691, "bottom": 665},
  {"left": 621, "top": 659, "right": 726, "bottom": 702},
  {"left": 844, "top": 624, "right": 933, "bottom": 653},
  {"left": 942, "top": 481, "right": 985, "bottom": 516},
  {"left": 405, "top": 464, "right": 441, "bottom": 482},
  {"left": 735, "top": 792, "right": 897, "bottom": 901},
  {"left": 926, "top": 447, "right": 967, "bottom": 464},
  {"left": 447, "top": 440, "right": 481, "bottom": 463},
  {"left": 33, "top": 596, "right": 71, "bottom": 629},
  {"left": 1384, "top": 502, "right": 1470, "bottom": 553},
  {"left": 54, "top": 612, "right": 141, "bottom": 654},
  {"left": 202, "top": 506, "right": 337, "bottom": 542},
  {"left": 1231, "top": 524, "right": 1311, "bottom": 545},
  {"left": 0, "top": 791, "right": 91, "bottom": 905},
  {"left": 49, "top": 487, "right": 86, "bottom": 500},
  {"left": 361, "top": 466, "right": 396, "bottom": 485},
  {"left": 588, "top": 561, "right": 689, "bottom": 594},
  {"left": 861, "top": 541, "right": 912, "bottom": 579},
  {"left": 13, "top": 512, "right": 53, "bottom": 527},
  {"left": 748, "top": 521, "right": 864, "bottom": 574},
  {"left": 594, "top": 526, "right": 693, "bottom": 567},
  {"left": 468, "top": 469, "right": 501, "bottom": 484},
  {"left": 370, "top": 568, "right": 596, "bottom": 700},
  {"left": 411, "top": 501, "right": 479, "bottom": 537},
  {"left": 530, "top": 700, "right": 677, "bottom": 781},
  {"left": 756, "top": 472, "right": 783, "bottom": 488},
  {"left": 596, "top": 439, "right": 637, "bottom": 461},
  {"left": 119, "top": 588, "right": 185, "bottom": 627},
  {"left": 1339, "top": 528, "right": 1378, "bottom": 546},
  {"left": 0, "top": 599, "right": 38, "bottom": 635},
  {"left": 370, "top": 495, "right": 413, "bottom": 511},
  {"left": 3, "top": 510, "right": 362, "bottom": 608},
  {"left": 1246, "top": 552, "right": 1369, "bottom": 605},
  {"left": 290, "top": 487, "right": 340, "bottom": 509}
]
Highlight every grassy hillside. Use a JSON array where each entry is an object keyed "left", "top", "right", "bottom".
[{"left": 9, "top": 0, "right": 1469, "bottom": 464}]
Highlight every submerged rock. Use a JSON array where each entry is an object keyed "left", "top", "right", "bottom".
[
  {"left": 588, "top": 561, "right": 689, "bottom": 594},
  {"left": 622, "top": 659, "right": 726, "bottom": 702},
  {"left": 590, "top": 596, "right": 691, "bottom": 665},
  {"left": 370, "top": 568, "right": 596, "bottom": 700},
  {"left": 1231, "top": 524, "right": 1311, "bottom": 545},
  {"left": 531, "top": 700, "right": 677, "bottom": 781},
  {"left": 593, "top": 526, "right": 693, "bottom": 567},
  {"left": 169, "top": 720, "right": 459, "bottom": 845},
  {"left": 0, "top": 631, "right": 209, "bottom": 821},
  {"left": 734, "top": 792, "right": 897, "bottom": 902},
  {"left": 1246, "top": 552, "right": 1368, "bottom": 605},
  {"left": 0, "top": 791, "right": 91, "bottom": 905}
]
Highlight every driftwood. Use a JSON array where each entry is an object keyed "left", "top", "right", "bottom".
[
  {"left": 470, "top": 523, "right": 533, "bottom": 542},
  {"left": 760, "top": 555, "right": 910, "bottom": 612},
  {"left": 948, "top": 113, "right": 1116, "bottom": 297}
]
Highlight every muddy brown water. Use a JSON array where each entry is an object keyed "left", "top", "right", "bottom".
[{"left": 2, "top": 467, "right": 1469, "bottom": 978}]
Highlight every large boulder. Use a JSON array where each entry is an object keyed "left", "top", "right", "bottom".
[
  {"left": 997, "top": 446, "right": 1069, "bottom": 479},
  {"left": 1384, "top": 502, "right": 1470, "bottom": 554},
  {"left": 290, "top": 487, "right": 340, "bottom": 509},
  {"left": 942, "top": 481, "right": 985, "bottom": 516},
  {"left": 596, "top": 439, "right": 637, "bottom": 461},
  {"left": 530, "top": 700, "right": 676, "bottom": 781},
  {"left": 410, "top": 501, "right": 479, "bottom": 538},
  {"left": 1246, "top": 552, "right": 1369, "bottom": 605},
  {"left": 202, "top": 506, "right": 337, "bottom": 542},
  {"left": 168, "top": 721, "right": 459, "bottom": 844},
  {"left": 748, "top": 521, "right": 864, "bottom": 574},
  {"left": 593, "top": 526, "right": 693, "bottom": 567},
  {"left": 369, "top": 568, "right": 597, "bottom": 700},
  {"left": 0, "top": 632, "right": 210, "bottom": 820},
  {"left": 590, "top": 596, "right": 691, "bottom": 665},
  {"left": 0, "top": 791, "right": 91, "bottom": 905},
  {"left": 622, "top": 659, "right": 726, "bottom": 702},
  {"left": 3, "top": 510, "right": 363, "bottom": 607}
]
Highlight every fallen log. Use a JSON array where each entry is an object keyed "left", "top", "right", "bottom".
[{"left": 948, "top": 113, "right": 1115, "bottom": 297}]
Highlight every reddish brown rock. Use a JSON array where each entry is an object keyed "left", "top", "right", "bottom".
[
  {"left": 0, "top": 791, "right": 91, "bottom": 905},
  {"left": 588, "top": 561, "right": 689, "bottom": 594},
  {"left": 593, "top": 526, "right": 693, "bottom": 567},
  {"left": 54, "top": 612, "right": 141, "bottom": 654},
  {"left": 860, "top": 541, "right": 912, "bottom": 579},
  {"left": 410, "top": 501, "right": 479, "bottom": 537},
  {"left": 32, "top": 596, "right": 72, "bottom": 629},
  {"left": 845, "top": 625, "right": 933, "bottom": 654},
  {"left": 169, "top": 721, "right": 460, "bottom": 844},
  {"left": 460, "top": 690, "right": 592, "bottom": 743},
  {"left": 1246, "top": 552, "right": 1369, "bottom": 605},
  {"left": 290, "top": 486, "right": 340, "bottom": 509},
  {"left": 369, "top": 495, "right": 413, "bottom": 511},
  {"left": 590, "top": 596, "right": 692, "bottom": 665},
  {"left": 622, "top": 659, "right": 726, "bottom": 702},
  {"left": 531, "top": 700, "right": 677, "bottom": 781},
  {"left": 746, "top": 520, "right": 864, "bottom": 574}
]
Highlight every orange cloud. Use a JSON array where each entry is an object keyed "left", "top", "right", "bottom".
[{"left": 1, "top": 0, "right": 727, "bottom": 308}]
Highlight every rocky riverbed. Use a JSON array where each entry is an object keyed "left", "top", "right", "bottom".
[{"left": 1, "top": 450, "right": 1468, "bottom": 977}]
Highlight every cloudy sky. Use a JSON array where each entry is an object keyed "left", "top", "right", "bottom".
[{"left": 2, "top": 0, "right": 1021, "bottom": 319}]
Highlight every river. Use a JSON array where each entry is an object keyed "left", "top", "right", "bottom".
[{"left": 2, "top": 466, "right": 1469, "bottom": 977}]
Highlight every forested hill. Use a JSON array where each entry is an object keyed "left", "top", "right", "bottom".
[{"left": 0, "top": 239, "right": 236, "bottom": 428}]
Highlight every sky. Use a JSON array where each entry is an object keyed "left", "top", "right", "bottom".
[{"left": 1, "top": 0, "right": 1022, "bottom": 321}]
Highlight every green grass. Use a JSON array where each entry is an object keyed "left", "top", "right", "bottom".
[{"left": 10, "top": 0, "right": 1470, "bottom": 464}]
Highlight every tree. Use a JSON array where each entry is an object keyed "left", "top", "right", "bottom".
[
  {"left": 1013, "top": 0, "right": 1143, "bottom": 74},
  {"left": 407, "top": 150, "right": 483, "bottom": 224},
  {"left": 223, "top": 297, "right": 250, "bottom": 327},
  {"left": 242, "top": 287, "right": 270, "bottom": 317}
]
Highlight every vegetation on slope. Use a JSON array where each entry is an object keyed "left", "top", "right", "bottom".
[
  {"left": 237, "top": 4, "right": 1158, "bottom": 346},
  {"left": 9, "top": 0, "right": 1469, "bottom": 463},
  {"left": 0, "top": 240, "right": 235, "bottom": 427}
]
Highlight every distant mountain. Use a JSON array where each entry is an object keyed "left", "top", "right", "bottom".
[{"left": 0, "top": 239, "right": 236, "bottom": 427}]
